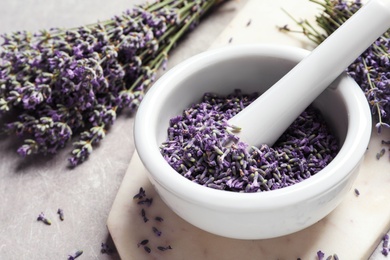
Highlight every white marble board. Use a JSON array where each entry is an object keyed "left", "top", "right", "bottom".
[{"left": 107, "top": 0, "right": 390, "bottom": 259}]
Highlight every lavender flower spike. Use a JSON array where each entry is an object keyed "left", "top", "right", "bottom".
[{"left": 0, "top": 0, "right": 228, "bottom": 167}]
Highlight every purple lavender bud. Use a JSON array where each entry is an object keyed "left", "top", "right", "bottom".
[
  {"left": 155, "top": 216, "right": 164, "bottom": 222},
  {"left": 317, "top": 250, "right": 325, "bottom": 260},
  {"left": 376, "top": 148, "right": 386, "bottom": 160},
  {"left": 152, "top": 226, "right": 162, "bottom": 237},
  {"left": 354, "top": 188, "right": 360, "bottom": 196},
  {"left": 157, "top": 245, "right": 172, "bottom": 251},
  {"left": 383, "top": 234, "right": 389, "bottom": 248},
  {"left": 137, "top": 239, "right": 149, "bottom": 247},
  {"left": 100, "top": 242, "right": 114, "bottom": 254},
  {"left": 37, "top": 212, "right": 51, "bottom": 225},
  {"left": 57, "top": 208, "right": 64, "bottom": 221},
  {"left": 17, "top": 144, "right": 34, "bottom": 157},
  {"left": 68, "top": 250, "right": 83, "bottom": 260},
  {"left": 144, "top": 246, "right": 151, "bottom": 253},
  {"left": 137, "top": 198, "right": 153, "bottom": 207},
  {"left": 141, "top": 209, "right": 148, "bottom": 223},
  {"left": 133, "top": 187, "right": 146, "bottom": 200}
]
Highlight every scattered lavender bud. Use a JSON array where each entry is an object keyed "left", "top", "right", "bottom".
[
  {"left": 354, "top": 188, "right": 360, "bottom": 196},
  {"left": 382, "top": 140, "right": 390, "bottom": 145},
  {"left": 100, "top": 243, "right": 115, "bottom": 254},
  {"left": 37, "top": 212, "right": 51, "bottom": 225},
  {"left": 141, "top": 209, "right": 149, "bottom": 223},
  {"left": 326, "top": 256, "right": 332, "bottom": 260},
  {"left": 152, "top": 226, "right": 162, "bottom": 237},
  {"left": 57, "top": 208, "right": 64, "bottom": 221},
  {"left": 155, "top": 216, "right": 164, "bottom": 222},
  {"left": 382, "top": 248, "right": 389, "bottom": 257},
  {"left": 157, "top": 245, "right": 172, "bottom": 251},
  {"left": 137, "top": 239, "right": 149, "bottom": 248},
  {"left": 228, "top": 37, "right": 233, "bottom": 43},
  {"left": 333, "top": 254, "right": 339, "bottom": 260},
  {"left": 278, "top": 24, "right": 291, "bottom": 32},
  {"left": 144, "top": 246, "right": 151, "bottom": 254},
  {"left": 384, "top": 234, "right": 389, "bottom": 246},
  {"left": 68, "top": 250, "right": 83, "bottom": 260},
  {"left": 133, "top": 187, "right": 146, "bottom": 200},
  {"left": 376, "top": 148, "right": 386, "bottom": 160},
  {"left": 246, "top": 19, "right": 252, "bottom": 27},
  {"left": 317, "top": 250, "right": 325, "bottom": 260},
  {"left": 137, "top": 198, "right": 153, "bottom": 207}
]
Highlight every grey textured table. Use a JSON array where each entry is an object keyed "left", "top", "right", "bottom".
[
  {"left": 0, "top": 1, "right": 248, "bottom": 259},
  {"left": 1, "top": 1, "right": 388, "bottom": 259}
]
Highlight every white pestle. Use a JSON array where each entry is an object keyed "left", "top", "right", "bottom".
[{"left": 228, "top": 0, "right": 390, "bottom": 147}]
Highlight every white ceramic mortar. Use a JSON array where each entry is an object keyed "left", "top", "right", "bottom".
[{"left": 134, "top": 44, "right": 372, "bottom": 239}]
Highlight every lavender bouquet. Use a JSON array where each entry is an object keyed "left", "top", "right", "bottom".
[
  {"left": 281, "top": 0, "right": 390, "bottom": 133},
  {"left": 0, "top": 0, "right": 225, "bottom": 166}
]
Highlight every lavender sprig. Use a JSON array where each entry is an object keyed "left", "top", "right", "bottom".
[
  {"left": 0, "top": 0, "right": 226, "bottom": 166},
  {"left": 281, "top": 0, "right": 390, "bottom": 134}
]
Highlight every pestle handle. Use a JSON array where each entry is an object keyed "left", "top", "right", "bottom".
[{"left": 228, "top": 0, "right": 390, "bottom": 147}]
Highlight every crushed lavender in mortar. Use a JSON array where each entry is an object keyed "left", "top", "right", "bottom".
[{"left": 160, "top": 89, "right": 339, "bottom": 192}]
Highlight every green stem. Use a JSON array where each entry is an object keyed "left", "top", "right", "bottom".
[
  {"left": 146, "top": 0, "right": 177, "bottom": 12},
  {"left": 362, "top": 58, "right": 382, "bottom": 124}
]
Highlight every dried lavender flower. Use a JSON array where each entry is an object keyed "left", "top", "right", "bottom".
[
  {"left": 37, "top": 212, "right": 51, "bottom": 225},
  {"left": 0, "top": 0, "right": 227, "bottom": 167},
  {"left": 100, "top": 242, "right": 115, "bottom": 254},
  {"left": 157, "top": 245, "right": 172, "bottom": 251},
  {"left": 384, "top": 234, "right": 390, "bottom": 246},
  {"left": 354, "top": 188, "right": 360, "bottom": 196},
  {"left": 317, "top": 250, "right": 325, "bottom": 260},
  {"left": 141, "top": 208, "right": 149, "bottom": 223},
  {"left": 68, "top": 250, "right": 83, "bottom": 260},
  {"left": 137, "top": 198, "right": 153, "bottom": 207},
  {"left": 144, "top": 246, "right": 151, "bottom": 254},
  {"left": 155, "top": 216, "right": 164, "bottom": 222},
  {"left": 57, "top": 208, "right": 64, "bottom": 221},
  {"left": 137, "top": 239, "right": 149, "bottom": 248},
  {"left": 160, "top": 90, "right": 339, "bottom": 192},
  {"left": 152, "top": 226, "right": 162, "bottom": 237},
  {"left": 133, "top": 187, "right": 146, "bottom": 200},
  {"left": 376, "top": 148, "right": 386, "bottom": 160}
]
